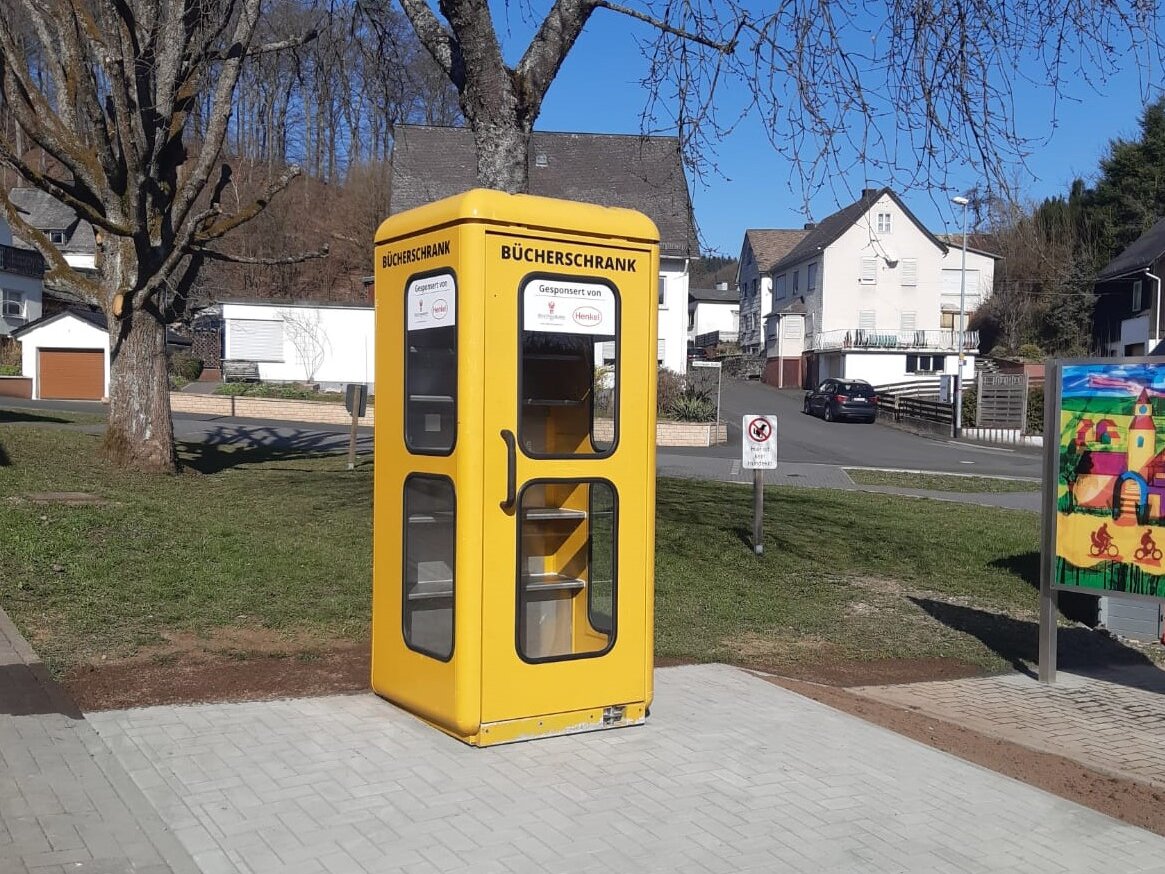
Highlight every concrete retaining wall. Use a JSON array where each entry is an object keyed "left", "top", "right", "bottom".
[
  {"left": 0, "top": 376, "right": 32, "bottom": 399},
  {"left": 169, "top": 391, "right": 725, "bottom": 446}
]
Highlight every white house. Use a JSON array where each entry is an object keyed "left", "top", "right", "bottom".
[
  {"left": 221, "top": 300, "right": 375, "bottom": 390},
  {"left": 688, "top": 283, "right": 739, "bottom": 347},
  {"left": 8, "top": 188, "right": 98, "bottom": 271},
  {"left": 0, "top": 213, "right": 45, "bottom": 336},
  {"left": 735, "top": 229, "right": 808, "bottom": 354},
  {"left": 763, "top": 188, "right": 996, "bottom": 389}
]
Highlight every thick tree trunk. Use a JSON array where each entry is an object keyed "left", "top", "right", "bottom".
[
  {"left": 103, "top": 308, "right": 177, "bottom": 474},
  {"left": 471, "top": 119, "right": 530, "bottom": 193}
]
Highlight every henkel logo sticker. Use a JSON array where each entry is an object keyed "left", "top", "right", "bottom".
[
  {"left": 407, "top": 273, "right": 456, "bottom": 331},
  {"left": 573, "top": 306, "right": 602, "bottom": 327},
  {"left": 523, "top": 277, "right": 616, "bottom": 336}
]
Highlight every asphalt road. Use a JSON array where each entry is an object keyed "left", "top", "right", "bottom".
[
  {"left": 3, "top": 379, "right": 1043, "bottom": 481},
  {"left": 677, "top": 376, "right": 1044, "bottom": 479}
]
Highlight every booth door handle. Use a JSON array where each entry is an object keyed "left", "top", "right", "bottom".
[{"left": 500, "top": 429, "right": 517, "bottom": 510}]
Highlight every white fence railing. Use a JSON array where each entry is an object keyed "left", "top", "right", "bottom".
[{"left": 809, "top": 329, "right": 979, "bottom": 353}]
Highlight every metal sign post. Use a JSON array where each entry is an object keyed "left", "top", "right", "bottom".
[
  {"left": 344, "top": 383, "right": 368, "bottom": 470},
  {"left": 742, "top": 414, "right": 778, "bottom": 556}
]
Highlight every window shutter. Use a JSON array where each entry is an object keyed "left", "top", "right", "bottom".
[
  {"left": 784, "top": 318, "right": 803, "bottom": 339},
  {"left": 229, "top": 319, "right": 284, "bottom": 361},
  {"left": 900, "top": 311, "right": 917, "bottom": 331},
  {"left": 900, "top": 259, "right": 917, "bottom": 286},
  {"left": 657, "top": 338, "right": 666, "bottom": 362},
  {"left": 858, "top": 310, "right": 876, "bottom": 331},
  {"left": 860, "top": 257, "right": 878, "bottom": 284}
]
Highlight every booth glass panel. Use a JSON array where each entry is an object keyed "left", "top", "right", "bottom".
[
  {"left": 405, "top": 272, "right": 457, "bottom": 454},
  {"left": 403, "top": 475, "right": 455, "bottom": 660},
  {"left": 517, "top": 480, "right": 616, "bottom": 661},
  {"left": 520, "top": 276, "right": 618, "bottom": 457}
]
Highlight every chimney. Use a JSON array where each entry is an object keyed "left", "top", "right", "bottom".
[
  {"left": 803, "top": 222, "right": 816, "bottom": 230},
  {"left": 861, "top": 188, "right": 880, "bottom": 198},
  {"left": 715, "top": 282, "right": 728, "bottom": 290}
]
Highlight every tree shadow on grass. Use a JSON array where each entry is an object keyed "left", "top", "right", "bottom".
[
  {"left": 0, "top": 409, "right": 73, "bottom": 424},
  {"left": 911, "top": 596, "right": 1165, "bottom": 693},
  {"left": 178, "top": 425, "right": 374, "bottom": 474}
]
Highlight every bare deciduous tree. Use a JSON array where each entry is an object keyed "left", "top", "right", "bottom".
[
  {"left": 376, "top": 0, "right": 1162, "bottom": 209},
  {"left": 0, "top": 0, "right": 318, "bottom": 472}
]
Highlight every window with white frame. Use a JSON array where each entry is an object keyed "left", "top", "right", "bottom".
[
  {"left": 858, "top": 310, "right": 876, "bottom": 331},
  {"left": 900, "top": 259, "right": 918, "bottom": 286},
  {"left": 48, "top": 230, "right": 67, "bottom": 245},
  {"left": 876, "top": 212, "right": 892, "bottom": 234},
  {"left": 2, "top": 289, "right": 24, "bottom": 319},
  {"left": 774, "top": 274, "right": 787, "bottom": 299},
  {"left": 658, "top": 277, "right": 666, "bottom": 307},
  {"left": 807, "top": 263, "right": 818, "bottom": 292},
  {"left": 1133, "top": 279, "right": 1144, "bottom": 312},
  {"left": 900, "top": 311, "right": 917, "bottom": 331},
  {"left": 860, "top": 257, "right": 878, "bottom": 284},
  {"left": 907, "top": 353, "right": 945, "bottom": 373},
  {"left": 784, "top": 318, "right": 803, "bottom": 339},
  {"left": 793, "top": 270, "right": 800, "bottom": 294}
]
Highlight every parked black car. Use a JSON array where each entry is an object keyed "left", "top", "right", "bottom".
[{"left": 803, "top": 378, "right": 879, "bottom": 423}]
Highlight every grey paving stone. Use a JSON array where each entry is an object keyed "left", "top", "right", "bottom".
[{"left": 85, "top": 665, "right": 1165, "bottom": 873}]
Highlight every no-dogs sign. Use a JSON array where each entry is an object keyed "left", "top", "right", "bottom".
[{"left": 742, "top": 415, "right": 778, "bottom": 469}]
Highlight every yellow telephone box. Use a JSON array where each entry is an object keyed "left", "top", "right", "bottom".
[{"left": 371, "top": 189, "right": 659, "bottom": 746}]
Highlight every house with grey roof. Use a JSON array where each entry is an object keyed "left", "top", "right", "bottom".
[
  {"left": 735, "top": 229, "right": 808, "bottom": 354},
  {"left": 1093, "top": 217, "right": 1165, "bottom": 357},
  {"left": 389, "top": 125, "right": 700, "bottom": 373},
  {"left": 7, "top": 188, "right": 98, "bottom": 273},
  {"left": 688, "top": 283, "right": 739, "bottom": 348},
  {"left": 0, "top": 212, "right": 46, "bottom": 337},
  {"left": 762, "top": 187, "right": 994, "bottom": 390}
]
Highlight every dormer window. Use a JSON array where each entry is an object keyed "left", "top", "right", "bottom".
[
  {"left": 48, "top": 230, "right": 67, "bottom": 244},
  {"left": 876, "top": 212, "right": 892, "bottom": 234}
]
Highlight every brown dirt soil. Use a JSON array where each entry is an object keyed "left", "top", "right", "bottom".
[{"left": 63, "top": 646, "right": 1165, "bottom": 838}]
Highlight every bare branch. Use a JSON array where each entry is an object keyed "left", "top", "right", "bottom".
[
  {"left": 190, "top": 245, "right": 330, "bottom": 265},
  {"left": 592, "top": 0, "right": 738, "bottom": 52}
]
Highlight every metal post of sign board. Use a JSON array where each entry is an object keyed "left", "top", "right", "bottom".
[
  {"left": 692, "top": 360, "right": 722, "bottom": 431},
  {"left": 1038, "top": 362, "right": 1062, "bottom": 684},
  {"left": 345, "top": 383, "right": 367, "bottom": 470},
  {"left": 742, "top": 414, "right": 778, "bottom": 556}
]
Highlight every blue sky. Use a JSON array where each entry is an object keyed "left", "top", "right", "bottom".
[{"left": 504, "top": 4, "right": 1163, "bottom": 257}]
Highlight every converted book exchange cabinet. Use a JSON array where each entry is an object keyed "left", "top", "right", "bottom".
[{"left": 371, "top": 189, "right": 659, "bottom": 746}]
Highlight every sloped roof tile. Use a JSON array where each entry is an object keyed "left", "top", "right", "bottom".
[
  {"left": 1097, "top": 217, "right": 1165, "bottom": 280},
  {"left": 744, "top": 229, "right": 809, "bottom": 271},
  {"left": 389, "top": 125, "right": 699, "bottom": 257},
  {"left": 770, "top": 188, "right": 948, "bottom": 274}
]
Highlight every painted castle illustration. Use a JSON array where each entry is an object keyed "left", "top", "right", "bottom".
[{"left": 1073, "top": 389, "right": 1165, "bottom": 523}]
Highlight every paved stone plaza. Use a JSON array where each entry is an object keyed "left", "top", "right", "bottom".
[{"left": 86, "top": 665, "right": 1165, "bottom": 874}]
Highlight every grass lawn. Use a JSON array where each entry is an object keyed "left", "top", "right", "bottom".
[
  {"left": 845, "top": 468, "right": 1041, "bottom": 493},
  {"left": 1, "top": 424, "right": 1047, "bottom": 677}
]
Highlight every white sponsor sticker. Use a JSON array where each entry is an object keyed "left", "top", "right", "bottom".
[
  {"left": 407, "top": 272, "right": 456, "bottom": 331},
  {"left": 523, "top": 278, "right": 616, "bottom": 336}
]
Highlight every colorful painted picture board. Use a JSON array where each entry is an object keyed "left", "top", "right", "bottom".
[{"left": 1051, "top": 360, "right": 1165, "bottom": 601}]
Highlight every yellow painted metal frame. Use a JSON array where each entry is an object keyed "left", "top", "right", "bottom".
[{"left": 371, "top": 189, "right": 659, "bottom": 746}]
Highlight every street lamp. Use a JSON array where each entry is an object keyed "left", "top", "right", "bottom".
[{"left": 951, "top": 195, "right": 970, "bottom": 437}]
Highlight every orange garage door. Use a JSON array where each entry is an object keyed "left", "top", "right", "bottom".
[{"left": 39, "top": 349, "right": 105, "bottom": 400}]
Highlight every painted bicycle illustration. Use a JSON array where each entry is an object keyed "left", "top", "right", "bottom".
[
  {"left": 1135, "top": 529, "right": 1163, "bottom": 561},
  {"left": 1090, "top": 524, "right": 1119, "bottom": 558}
]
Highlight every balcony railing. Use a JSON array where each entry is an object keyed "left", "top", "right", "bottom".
[
  {"left": 809, "top": 328, "right": 979, "bottom": 353},
  {"left": 0, "top": 244, "right": 46, "bottom": 278}
]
